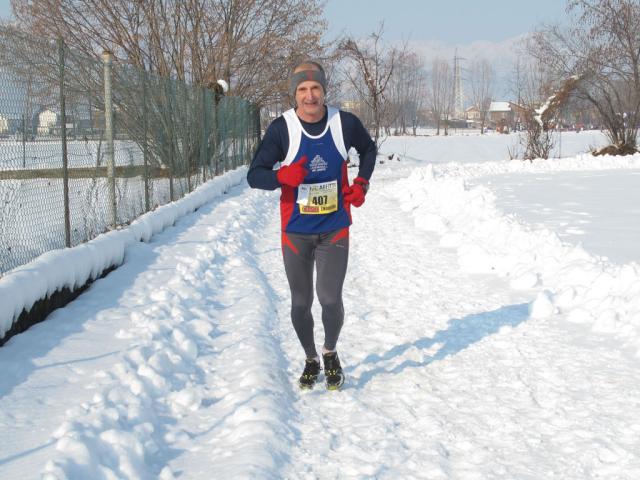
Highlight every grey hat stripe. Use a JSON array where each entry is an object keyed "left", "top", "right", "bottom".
[{"left": 290, "top": 69, "right": 327, "bottom": 97}]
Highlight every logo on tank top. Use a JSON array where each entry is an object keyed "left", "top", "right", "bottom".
[{"left": 310, "top": 154, "right": 328, "bottom": 173}]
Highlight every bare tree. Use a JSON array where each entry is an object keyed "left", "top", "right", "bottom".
[
  {"left": 409, "top": 68, "right": 428, "bottom": 136},
  {"left": 529, "top": 0, "right": 640, "bottom": 154},
  {"left": 508, "top": 55, "right": 559, "bottom": 160},
  {"left": 388, "top": 52, "right": 427, "bottom": 135},
  {"left": 407, "top": 63, "right": 428, "bottom": 136},
  {"left": 427, "top": 57, "right": 453, "bottom": 135},
  {"left": 469, "top": 58, "right": 494, "bottom": 134},
  {"left": 510, "top": 57, "right": 526, "bottom": 108},
  {"left": 340, "top": 24, "right": 401, "bottom": 146},
  {"left": 10, "top": 0, "right": 328, "bottom": 106}
]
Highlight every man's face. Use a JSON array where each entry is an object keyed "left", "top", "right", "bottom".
[{"left": 295, "top": 79, "right": 325, "bottom": 121}]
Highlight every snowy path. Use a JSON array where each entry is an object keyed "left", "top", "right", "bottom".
[
  {"left": 2, "top": 184, "right": 298, "bottom": 479},
  {"left": 1, "top": 165, "right": 640, "bottom": 479},
  {"left": 268, "top": 172, "right": 640, "bottom": 479}
]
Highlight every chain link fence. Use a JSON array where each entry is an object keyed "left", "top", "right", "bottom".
[{"left": 0, "top": 27, "right": 261, "bottom": 276}]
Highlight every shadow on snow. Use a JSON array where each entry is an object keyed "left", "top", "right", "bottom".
[{"left": 350, "top": 303, "right": 530, "bottom": 389}]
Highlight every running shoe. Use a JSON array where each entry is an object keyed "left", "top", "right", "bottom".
[
  {"left": 322, "top": 352, "right": 345, "bottom": 390},
  {"left": 299, "top": 358, "right": 321, "bottom": 390}
]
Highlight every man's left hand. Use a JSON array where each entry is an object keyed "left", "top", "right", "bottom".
[{"left": 343, "top": 177, "right": 369, "bottom": 208}]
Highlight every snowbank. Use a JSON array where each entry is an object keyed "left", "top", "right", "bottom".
[
  {"left": 39, "top": 170, "right": 294, "bottom": 480},
  {"left": 0, "top": 168, "right": 247, "bottom": 340},
  {"left": 432, "top": 151, "right": 640, "bottom": 178},
  {"left": 379, "top": 130, "right": 610, "bottom": 164},
  {"left": 393, "top": 153, "right": 640, "bottom": 356}
]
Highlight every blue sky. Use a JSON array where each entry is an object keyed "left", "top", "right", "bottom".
[
  {"left": 1, "top": 0, "right": 567, "bottom": 43},
  {"left": 323, "top": 0, "right": 570, "bottom": 97},
  {"left": 324, "top": 0, "right": 567, "bottom": 44},
  {"left": 0, "top": 0, "right": 567, "bottom": 97},
  {"left": 0, "top": 0, "right": 9, "bottom": 19}
]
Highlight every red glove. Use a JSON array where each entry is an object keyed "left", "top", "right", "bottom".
[
  {"left": 277, "top": 156, "right": 308, "bottom": 187},
  {"left": 343, "top": 176, "right": 369, "bottom": 208}
]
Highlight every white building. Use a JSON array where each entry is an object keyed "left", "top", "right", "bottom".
[
  {"left": 488, "top": 101, "right": 511, "bottom": 114},
  {"left": 38, "top": 109, "right": 57, "bottom": 135},
  {"left": 465, "top": 105, "right": 481, "bottom": 121}
]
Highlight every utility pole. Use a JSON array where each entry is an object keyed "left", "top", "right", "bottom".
[{"left": 452, "top": 50, "right": 465, "bottom": 120}]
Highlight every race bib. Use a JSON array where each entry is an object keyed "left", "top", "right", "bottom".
[{"left": 297, "top": 180, "right": 338, "bottom": 215}]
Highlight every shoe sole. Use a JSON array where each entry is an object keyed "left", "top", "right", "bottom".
[
  {"left": 299, "top": 375, "right": 320, "bottom": 390},
  {"left": 326, "top": 378, "right": 345, "bottom": 391}
]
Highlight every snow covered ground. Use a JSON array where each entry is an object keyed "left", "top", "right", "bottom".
[
  {"left": 379, "top": 129, "right": 608, "bottom": 164},
  {"left": 477, "top": 169, "right": 640, "bottom": 265},
  {"left": 1, "top": 131, "right": 640, "bottom": 479}
]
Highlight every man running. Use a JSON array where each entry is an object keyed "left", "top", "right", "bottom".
[{"left": 247, "top": 60, "right": 376, "bottom": 390}]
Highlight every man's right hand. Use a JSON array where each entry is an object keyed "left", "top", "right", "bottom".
[{"left": 277, "top": 156, "right": 308, "bottom": 187}]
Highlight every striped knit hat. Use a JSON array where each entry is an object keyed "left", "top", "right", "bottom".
[{"left": 289, "top": 62, "right": 327, "bottom": 98}]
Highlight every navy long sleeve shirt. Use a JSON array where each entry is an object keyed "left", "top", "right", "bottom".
[{"left": 247, "top": 107, "right": 376, "bottom": 190}]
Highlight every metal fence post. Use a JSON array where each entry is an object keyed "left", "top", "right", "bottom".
[
  {"left": 22, "top": 114, "right": 26, "bottom": 168},
  {"left": 201, "top": 86, "right": 208, "bottom": 183},
  {"left": 256, "top": 105, "right": 262, "bottom": 142},
  {"left": 241, "top": 102, "right": 246, "bottom": 165},
  {"left": 102, "top": 50, "right": 117, "bottom": 229},
  {"left": 58, "top": 38, "right": 71, "bottom": 247},
  {"left": 142, "top": 69, "right": 150, "bottom": 212},
  {"left": 232, "top": 99, "right": 238, "bottom": 169},
  {"left": 213, "top": 97, "right": 220, "bottom": 177},
  {"left": 167, "top": 79, "right": 175, "bottom": 202},
  {"left": 185, "top": 84, "right": 192, "bottom": 193},
  {"left": 244, "top": 102, "right": 250, "bottom": 164}
]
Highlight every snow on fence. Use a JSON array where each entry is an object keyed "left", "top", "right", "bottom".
[
  {"left": 0, "top": 168, "right": 247, "bottom": 345},
  {"left": 0, "top": 28, "right": 260, "bottom": 344}
]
